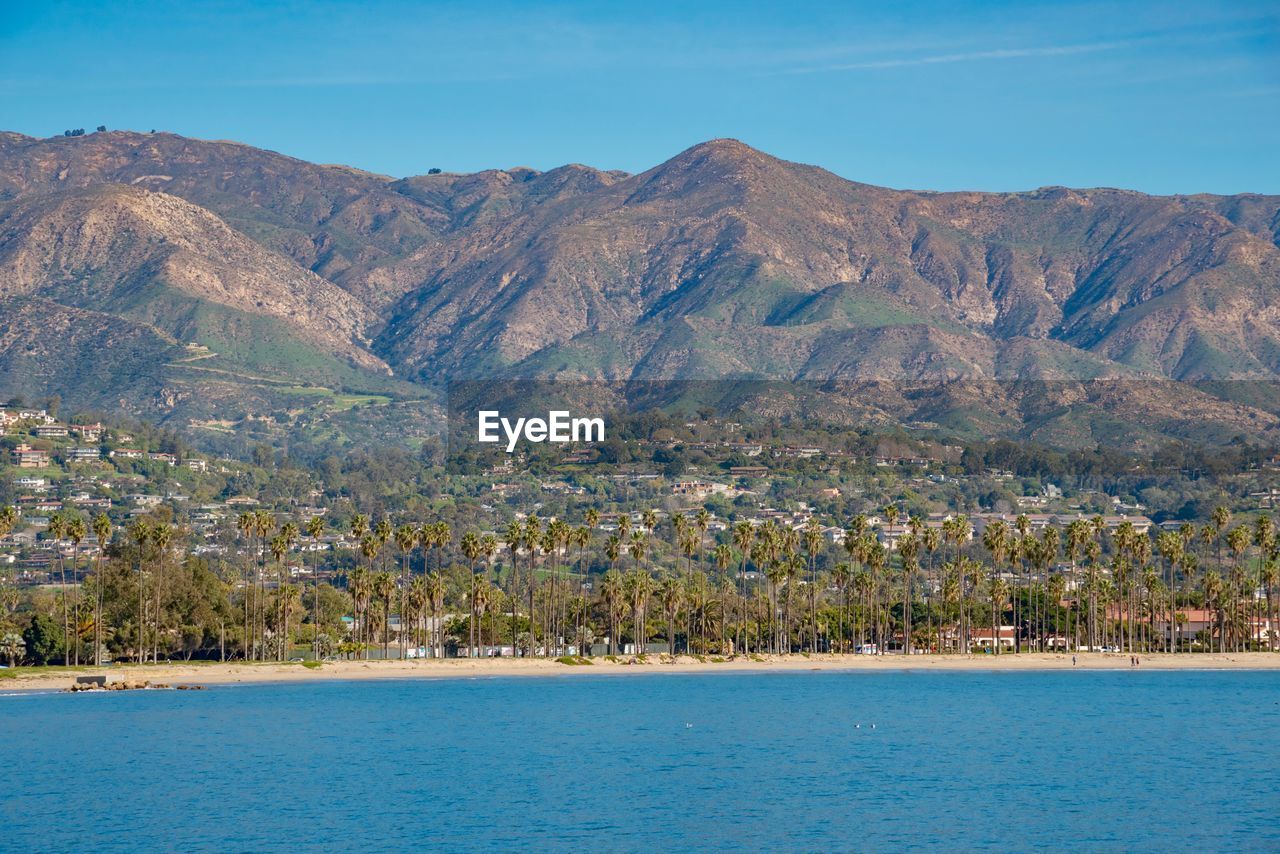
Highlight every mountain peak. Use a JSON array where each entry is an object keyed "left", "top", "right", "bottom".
[
  {"left": 626, "top": 138, "right": 787, "bottom": 204},
  {"left": 681, "top": 138, "right": 764, "bottom": 159}
]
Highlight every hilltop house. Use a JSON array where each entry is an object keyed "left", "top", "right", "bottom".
[
  {"left": 72, "top": 423, "right": 103, "bottom": 443},
  {"left": 671, "top": 480, "right": 730, "bottom": 497},
  {"left": 34, "top": 424, "right": 69, "bottom": 439},
  {"left": 11, "top": 444, "right": 50, "bottom": 468},
  {"left": 18, "top": 409, "right": 54, "bottom": 424}
]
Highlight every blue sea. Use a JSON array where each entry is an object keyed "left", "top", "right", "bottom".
[{"left": 3, "top": 670, "right": 1278, "bottom": 851}]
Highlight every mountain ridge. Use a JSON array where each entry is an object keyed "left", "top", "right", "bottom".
[{"left": 1, "top": 130, "right": 1278, "bottom": 447}]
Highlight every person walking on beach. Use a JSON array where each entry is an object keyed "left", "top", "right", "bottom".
[{"left": 1072, "top": 655, "right": 1077, "bottom": 666}]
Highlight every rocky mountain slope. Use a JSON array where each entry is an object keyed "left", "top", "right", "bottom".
[{"left": 1, "top": 130, "right": 1277, "bottom": 446}]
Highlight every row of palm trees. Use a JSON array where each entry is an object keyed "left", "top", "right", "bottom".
[
  {"left": 1, "top": 507, "right": 114, "bottom": 665},
  {"left": 309, "top": 503, "right": 1280, "bottom": 658},
  {"left": 7, "top": 499, "right": 1279, "bottom": 662}
]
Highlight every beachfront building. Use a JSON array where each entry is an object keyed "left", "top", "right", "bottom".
[
  {"left": 970, "top": 626, "right": 1018, "bottom": 651},
  {"left": 1154, "top": 610, "right": 1276, "bottom": 648}
]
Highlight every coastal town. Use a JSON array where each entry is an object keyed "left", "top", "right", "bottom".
[{"left": 3, "top": 403, "right": 1279, "bottom": 669}]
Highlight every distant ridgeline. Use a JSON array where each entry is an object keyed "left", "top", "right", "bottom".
[{"left": 1, "top": 130, "right": 1279, "bottom": 451}]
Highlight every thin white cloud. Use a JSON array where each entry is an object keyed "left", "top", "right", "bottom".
[{"left": 788, "top": 39, "right": 1132, "bottom": 74}]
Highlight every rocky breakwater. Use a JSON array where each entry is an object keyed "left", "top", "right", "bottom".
[{"left": 67, "top": 676, "right": 206, "bottom": 692}]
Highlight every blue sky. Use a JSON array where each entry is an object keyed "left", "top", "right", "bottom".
[{"left": 2, "top": 0, "right": 1278, "bottom": 193}]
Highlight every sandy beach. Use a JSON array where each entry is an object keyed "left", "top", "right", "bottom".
[{"left": 4, "top": 651, "right": 1280, "bottom": 693}]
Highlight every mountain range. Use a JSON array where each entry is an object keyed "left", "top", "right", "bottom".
[{"left": 1, "top": 129, "right": 1278, "bottom": 448}]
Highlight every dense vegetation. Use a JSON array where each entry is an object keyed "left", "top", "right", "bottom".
[{"left": 3, "top": 497, "right": 1277, "bottom": 668}]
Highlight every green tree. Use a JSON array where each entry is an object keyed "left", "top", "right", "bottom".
[{"left": 23, "top": 613, "right": 64, "bottom": 665}]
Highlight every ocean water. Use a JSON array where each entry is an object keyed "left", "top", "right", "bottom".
[{"left": 3, "top": 670, "right": 1278, "bottom": 851}]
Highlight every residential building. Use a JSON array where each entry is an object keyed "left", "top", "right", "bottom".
[
  {"left": 970, "top": 626, "right": 1018, "bottom": 650},
  {"left": 11, "top": 444, "right": 50, "bottom": 468},
  {"left": 72, "top": 423, "right": 103, "bottom": 443}
]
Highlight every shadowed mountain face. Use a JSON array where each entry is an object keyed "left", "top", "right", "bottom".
[{"left": 1, "top": 130, "right": 1278, "bottom": 445}]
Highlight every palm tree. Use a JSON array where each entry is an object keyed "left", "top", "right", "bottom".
[
  {"left": 269, "top": 533, "right": 289, "bottom": 659},
  {"left": 461, "top": 531, "right": 483, "bottom": 657},
  {"left": 47, "top": 513, "right": 70, "bottom": 663},
  {"left": 348, "top": 565, "right": 371, "bottom": 658},
  {"left": 1156, "top": 530, "right": 1184, "bottom": 653},
  {"left": 658, "top": 574, "right": 684, "bottom": 655},
  {"left": 600, "top": 568, "right": 625, "bottom": 655},
  {"left": 374, "top": 517, "right": 393, "bottom": 572},
  {"left": 732, "top": 520, "right": 755, "bottom": 652},
  {"left": 65, "top": 514, "right": 87, "bottom": 665},
  {"left": 0, "top": 631, "right": 23, "bottom": 667},
  {"left": 480, "top": 534, "right": 498, "bottom": 650},
  {"left": 899, "top": 533, "right": 920, "bottom": 655},
  {"left": 148, "top": 523, "right": 172, "bottom": 663},
  {"left": 524, "top": 514, "right": 542, "bottom": 652},
  {"left": 1226, "top": 526, "right": 1252, "bottom": 652},
  {"left": 425, "top": 572, "right": 445, "bottom": 658},
  {"left": 1211, "top": 505, "right": 1231, "bottom": 567},
  {"left": 129, "top": 519, "right": 151, "bottom": 662},
  {"left": 1062, "top": 519, "right": 1089, "bottom": 651},
  {"left": 764, "top": 558, "right": 786, "bottom": 654},
  {"left": 712, "top": 543, "right": 733, "bottom": 650},
  {"left": 922, "top": 526, "right": 942, "bottom": 652},
  {"left": 359, "top": 536, "right": 381, "bottom": 657},
  {"left": 866, "top": 540, "right": 887, "bottom": 654},
  {"left": 1202, "top": 570, "right": 1224, "bottom": 652},
  {"left": 1047, "top": 572, "right": 1067, "bottom": 651},
  {"left": 394, "top": 524, "right": 417, "bottom": 658},
  {"left": 624, "top": 568, "right": 653, "bottom": 654},
  {"left": 373, "top": 571, "right": 396, "bottom": 658},
  {"left": 305, "top": 516, "right": 326, "bottom": 660},
  {"left": 505, "top": 520, "right": 525, "bottom": 655},
  {"left": 804, "top": 517, "right": 823, "bottom": 653},
  {"left": 236, "top": 511, "right": 256, "bottom": 658},
  {"left": 91, "top": 514, "right": 110, "bottom": 665},
  {"left": 1262, "top": 557, "right": 1279, "bottom": 653},
  {"left": 407, "top": 576, "right": 428, "bottom": 653},
  {"left": 989, "top": 574, "right": 1009, "bottom": 654},
  {"left": 831, "top": 562, "right": 852, "bottom": 653},
  {"left": 626, "top": 532, "right": 650, "bottom": 651},
  {"left": 350, "top": 513, "right": 371, "bottom": 543},
  {"left": 278, "top": 583, "right": 301, "bottom": 659}
]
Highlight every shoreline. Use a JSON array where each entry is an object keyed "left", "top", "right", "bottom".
[{"left": 4, "top": 651, "right": 1280, "bottom": 693}]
